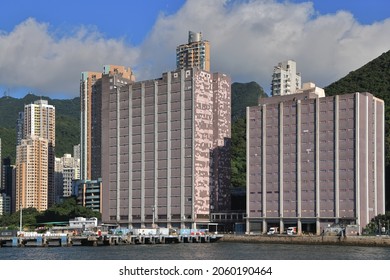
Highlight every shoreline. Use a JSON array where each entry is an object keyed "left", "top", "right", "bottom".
[{"left": 220, "top": 234, "right": 390, "bottom": 247}]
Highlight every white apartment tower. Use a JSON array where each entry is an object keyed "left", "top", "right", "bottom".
[
  {"left": 55, "top": 153, "right": 80, "bottom": 199},
  {"left": 271, "top": 60, "right": 302, "bottom": 96},
  {"left": 16, "top": 99, "right": 55, "bottom": 211}
]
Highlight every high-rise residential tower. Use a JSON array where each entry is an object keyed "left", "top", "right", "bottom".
[
  {"left": 80, "top": 65, "right": 135, "bottom": 181},
  {"left": 80, "top": 71, "right": 102, "bottom": 181},
  {"left": 271, "top": 60, "right": 302, "bottom": 96},
  {"left": 101, "top": 68, "right": 231, "bottom": 229},
  {"left": 22, "top": 99, "right": 56, "bottom": 206},
  {"left": 16, "top": 136, "right": 49, "bottom": 211},
  {"left": 176, "top": 31, "right": 210, "bottom": 72}
]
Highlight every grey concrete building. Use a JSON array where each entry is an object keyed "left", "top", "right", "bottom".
[
  {"left": 73, "top": 179, "right": 102, "bottom": 213},
  {"left": 101, "top": 68, "right": 231, "bottom": 229},
  {"left": 80, "top": 65, "right": 135, "bottom": 181},
  {"left": 246, "top": 91, "right": 385, "bottom": 235}
]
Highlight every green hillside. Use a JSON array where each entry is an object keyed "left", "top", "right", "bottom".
[
  {"left": 230, "top": 81, "right": 267, "bottom": 188},
  {"left": 231, "top": 81, "right": 268, "bottom": 121},
  {"left": 0, "top": 94, "right": 80, "bottom": 163},
  {"left": 324, "top": 49, "right": 390, "bottom": 167}
]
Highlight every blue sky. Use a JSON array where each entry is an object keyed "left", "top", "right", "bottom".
[{"left": 1, "top": 0, "right": 390, "bottom": 99}]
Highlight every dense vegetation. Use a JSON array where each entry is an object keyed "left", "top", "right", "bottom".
[
  {"left": 231, "top": 81, "right": 267, "bottom": 121},
  {"left": 0, "top": 197, "right": 100, "bottom": 230},
  {"left": 0, "top": 93, "right": 80, "bottom": 163},
  {"left": 363, "top": 212, "right": 390, "bottom": 235},
  {"left": 230, "top": 82, "right": 268, "bottom": 188}
]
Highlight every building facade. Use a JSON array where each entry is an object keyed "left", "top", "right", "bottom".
[
  {"left": 0, "top": 193, "right": 11, "bottom": 216},
  {"left": 0, "top": 138, "right": 2, "bottom": 191},
  {"left": 15, "top": 136, "right": 49, "bottom": 211},
  {"left": 16, "top": 112, "right": 24, "bottom": 146},
  {"left": 176, "top": 31, "right": 210, "bottom": 72},
  {"left": 246, "top": 92, "right": 385, "bottom": 234},
  {"left": 55, "top": 153, "right": 80, "bottom": 201},
  {"left": 271, "top": 60, "right": 302, "bottom": 96},
  {"left": 1, "top": 157, "right": 15, "bottom": 213},
  {"left": 73, "top": 179, "right": 102, "bottom": 212},
  {"left": 80, "top": 65, "right": 135, "bottom": 181},
  {"left": 80, "top": 71, "right": 102, "bottom": 181},
  {"left": 23, "top": 99, "right": 56, "bottom": 207},
  {"left": 101, "top": 68, "right": 231, "bottom": 229}
]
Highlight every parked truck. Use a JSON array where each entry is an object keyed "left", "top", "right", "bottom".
[
  {"left": 267, "top": 227, "right": 279, "bottom": 235},
  {"left": 287, "top": 227, "right": 297, "bottom": 235}
]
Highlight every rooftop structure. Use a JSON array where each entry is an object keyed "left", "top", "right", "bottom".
[{"left": 176, "top": 31, "right": 210, "bottom": 72}]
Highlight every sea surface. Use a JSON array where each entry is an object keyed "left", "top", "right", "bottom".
[{"left": 1, "top": 242, "right": 389, "bottom": 260}]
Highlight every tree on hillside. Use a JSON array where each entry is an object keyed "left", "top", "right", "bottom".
[
  {"left": 231, "top": 117, "right": 246, "bottom": 188},
  {"left": 363, "top": 212, "right": 390, "bottom": 235},
  {"left": 0, "top": 207, "right": 39, "bottom": 230},
  {"left": 230, "top": 82, "right": 267, "bottom": 188},
  {"left": 231, "top": 81, "right": 267, "bottom": 121},
  {"left": 0, "top": 197, "right": 100, "bottom": 229},
  {"left": 36, "top": 197, "right": 100, "bottom": 224}
]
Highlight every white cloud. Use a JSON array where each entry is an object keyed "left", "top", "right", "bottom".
[
  {"left": 0, "top": 18, "right": 139, "bottom": 98},
  {"left": 1, "top": 1, "right": 390, "bottom": 98},
  {"left": 140, "top": 0, "right": 390, "bottom": 94}
]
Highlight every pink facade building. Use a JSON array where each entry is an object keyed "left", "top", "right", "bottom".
[
  {"left": 246, "top": 91, "right": 385, "bottom": 234},
  {"left": 101, "top": 68, "right": 231, "bottom": 229}
]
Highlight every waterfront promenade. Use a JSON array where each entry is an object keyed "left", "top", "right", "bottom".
[
  {"left": 0, "top": 232, "right": 223, "bottom": 247},
  {"left": 221, "top": 234, "right": 390, "bottom": 247},
  {"left": 3, "top": 231, "right": 390, "bottom": 248}
]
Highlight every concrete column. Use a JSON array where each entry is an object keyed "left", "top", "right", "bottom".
[
  {"left": 355, "top": 93, "right": 361, "bottom": 232},
  {"left": 180, "top": 71, "right": 186, "bottom": 228},
  {"left": 280, "top": 219, "right": 285, "bottom": 234},
  {"left": 141, "top": 83, "right": 145, "bottom": 225},
  {"left": 154, "top": 81, "right": 159, "bottom": 226},
  {"left": 279, "top": 103, "right": 284, "bottom": 220},
  {"left": 279, "top": 103, "right": 284, "bottom": 234},
  {"left": 128, "top": 85, "right": 133, "bottom": 226},
  {"left": 116, "top": 86, "right": 121, "bottom": 222},
  {"left": 297, "top": 100, "right": 302, "bottom": 221},
  {"left": 335, "top": 95, "right": 340, "bottom": 222},
  {"left": 167, "top": 72, "right": 172, "bottom": 226},
  {"left": 316, "top": 97, "right": 321, "bottom": 235},
  {"left": 246, "top": 106, "right": 250, "bottom": 234},
  {"left": 262, "top": 104, "right": 267, "bottom": 221},
  {"left": 298, "top": 219, "right": 302, "bottom": 235}
]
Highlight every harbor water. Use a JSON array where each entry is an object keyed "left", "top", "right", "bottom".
[{"left": 1, "top": 241, "right": 389, "bottom": 260}]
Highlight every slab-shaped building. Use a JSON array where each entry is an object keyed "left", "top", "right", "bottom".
[
  {"left": 101, "top": 68, "right": 231, "bottom": 229},
  {"left": 246, "top": 91, "right": 385, "bottom": 234}
]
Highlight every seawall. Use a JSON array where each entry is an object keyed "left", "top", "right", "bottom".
[{"left": 220, "top": 234, "right": 390, "bottom": 247}]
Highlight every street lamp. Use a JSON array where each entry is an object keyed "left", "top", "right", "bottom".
[
  {"left": 152, "top": 206, "right": 155, "bottom": 228},
  {"left": 19, "top": 204, "right": 22, "bottom": 233}
]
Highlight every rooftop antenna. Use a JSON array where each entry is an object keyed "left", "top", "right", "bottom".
[{"left": 3, "top": 88, "right": 10, "bottom": 98}]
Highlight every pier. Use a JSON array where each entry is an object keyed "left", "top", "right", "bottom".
[{"left": 0, "top": 233, "right": 223, "bottom": 247}]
